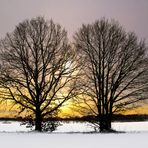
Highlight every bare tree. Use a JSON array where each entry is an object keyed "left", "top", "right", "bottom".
[
  {"left": 74, "top": 18, "right": 148, "bottom": 132},
  {"left": 0, "top": 17, "right": 78, "bottom": 132}
]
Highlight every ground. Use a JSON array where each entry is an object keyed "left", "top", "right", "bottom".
[
  {"left": 0, "top": 121, "right": 148, "bottom": 148},
  {"left": 0, "top": 132, "right": 148, "bottom": 148}
]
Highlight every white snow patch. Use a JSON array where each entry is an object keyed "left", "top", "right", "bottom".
[
  {"left": 0, "top": 132, "right": 148, "bottom": 148},
  {"left": 0, "top": 121, "right": 148, "bottom": 133},
  {"left": 112, "top": 121, "right": 148, "bottom": 132},
  {"left": 0, "top": 121, "right": 29, "bottom": 132},
  {"left": 0, "top": 121, "right": 148, "bottom": 148}
]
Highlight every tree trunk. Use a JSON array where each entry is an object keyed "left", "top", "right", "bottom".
[
  {"left": 99, "top": 114, "right": 112, "bottom": 132},
  {"left": 35, "top": 110, "right": 42, "bottom": 132}
]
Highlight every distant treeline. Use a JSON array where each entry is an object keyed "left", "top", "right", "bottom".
[
  {"left": 58, "top": 114, "right": 148, "bottom": 122},
  {"left": 0, "top": 114, "right": 148, "bottom": 122}
]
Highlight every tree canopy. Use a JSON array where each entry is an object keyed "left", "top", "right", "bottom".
[
  {"left": 74, "top": 18, "right": 148, "bottom": 131},
  {"left": 0, "top": 17, "right": 78, "bottom": 131}
]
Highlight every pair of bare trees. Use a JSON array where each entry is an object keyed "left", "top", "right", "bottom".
[{"left": 0, "top": 17, "right": 147, "bottom": 132}]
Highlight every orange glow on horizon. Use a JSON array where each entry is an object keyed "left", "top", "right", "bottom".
[{"left": 0, "top": 101, "right": 148, "bottom": 118}]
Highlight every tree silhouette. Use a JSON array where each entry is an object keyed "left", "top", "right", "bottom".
[
  {"left": 0, "top": 17, "right": 78, "bottom": 132},
  {"left": 74, "top": 18, "right": 148, "bottom": 132}
]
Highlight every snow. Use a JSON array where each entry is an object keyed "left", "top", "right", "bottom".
[
  {"left": 0, "top": 132, "right": 148, "bottom": 148},
  {"left": 0, "top": 120, "right": 148, "bottom": 133},
  {"left": 0, "top": 121, "right": 148, "bottom": 148},
  {"left": 112, "top": 121, "right": 148, "bottom": 132},
  {"left": 0, "top": 121, "right": 29, "bottom": 132},
  {"left": 1, "top": 121, "right": 148, "bottom": 133}
]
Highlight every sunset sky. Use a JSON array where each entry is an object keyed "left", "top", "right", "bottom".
[
  {"left": 0, "top": 0, "right": 148, "bottom": 116},
  {"left": 0, "top": 0, "right": 148, "bottom": 41}
]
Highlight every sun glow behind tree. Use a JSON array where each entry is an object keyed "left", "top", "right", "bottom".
[{"left": 0, "top": 17, "right": 80, "bottom": 131}]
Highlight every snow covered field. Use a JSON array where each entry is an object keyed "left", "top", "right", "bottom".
[
  {"left": 0, "top": 132, "right": 148, "bottom": 148},
  {"left": 0, "top": 121, "right": 148, "bottom": 133},
  {"left": 0, "top": 121, "right": 148, "bottom": 148}
]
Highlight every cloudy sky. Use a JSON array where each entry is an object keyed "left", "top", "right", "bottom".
[{"left": 0, "top": 0, "right": 148, "bottom": 41}]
